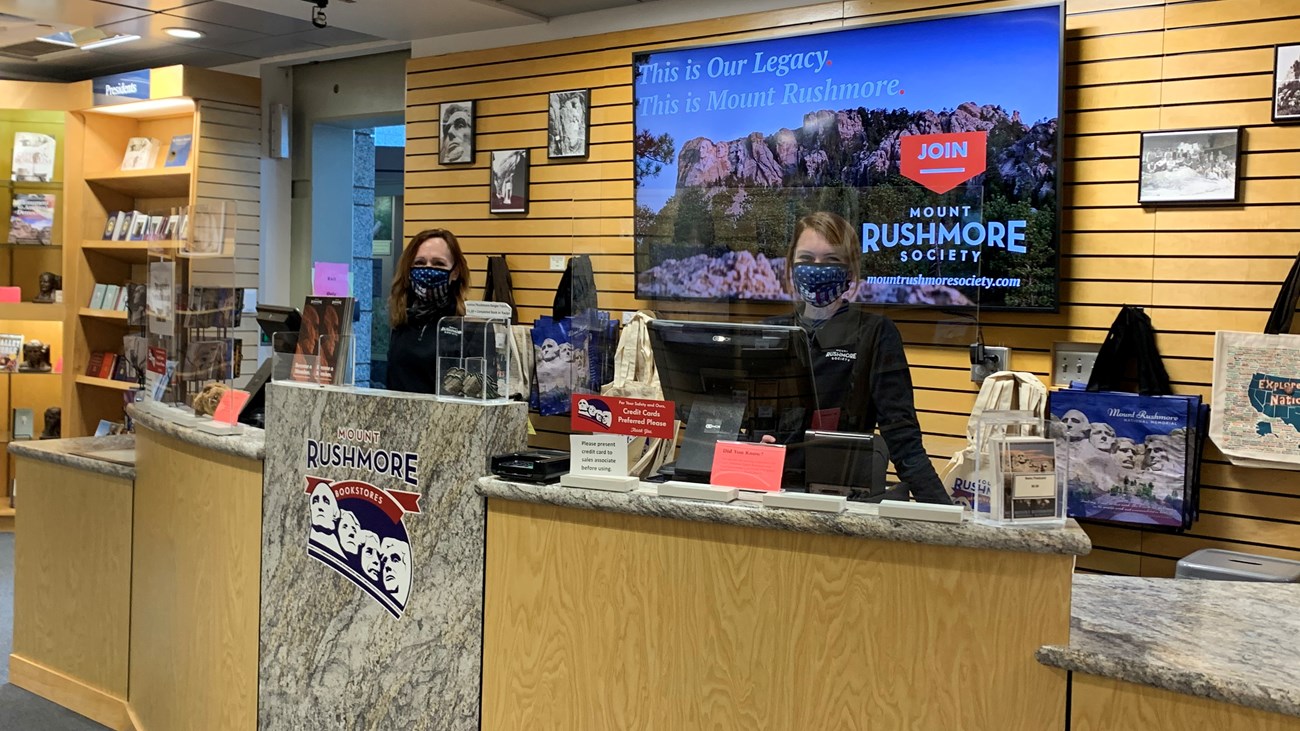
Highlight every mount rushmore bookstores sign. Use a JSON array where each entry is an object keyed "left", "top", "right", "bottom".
[
  {"left": 632, "top": 4, "right": 1062, "bottom": 310},
  {"left": 304, "top": 427, "right": 422, "bottom": 618}
]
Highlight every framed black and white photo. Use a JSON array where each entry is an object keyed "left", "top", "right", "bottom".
[
  {"left": 489, "top": 149, "right": 529, "bottom": 214},
  {"left": 1273, "top": 44, "right": 1300, "bottom": 123},
  {"left": 1138, "top": 127, "right": 1241, "bottom": 205},
  {"left": 439, "top": 101, "right": 475, "bottom": 165},
  {"left": 547, "top": 89, "right": 590, "bottom": 159}
]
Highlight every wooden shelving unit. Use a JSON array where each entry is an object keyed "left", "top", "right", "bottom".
[
  {"left": 63, "top": 66, "right": 261, "bottom": 438},
  {"left": 0, "top": 91, "right": 83, "bottom": 526}
]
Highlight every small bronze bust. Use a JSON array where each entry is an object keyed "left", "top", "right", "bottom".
[
  {"left": 39, "top": 406, "right": 60, "bottom": 440},
  {"left": 33, "top": 272, "right": 61, "bottom": 304},
  {"left": 19, "top": 339, "right": 51, "bottom": 373}
]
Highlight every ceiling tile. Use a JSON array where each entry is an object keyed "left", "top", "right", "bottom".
[
  {"left": 94, "top": 0, "right": 210, "bottom": 10},
  {"left": 96, "top": 11, "right": 265, "bottom": 49},
  {"left": 218, "top": 32, "right": 326, "bottom": 58},
  {"left": 2, "top": 0, "right": 152, "bottom": 26},
  {"left": 162, "top": 0, "right": 316, "bottom": 35},
  {"left": 498, "top": 0, "right": 642, "bottom": 18},
  {"left": 276, "top": 25, "right": 377, "bottom": 48}
]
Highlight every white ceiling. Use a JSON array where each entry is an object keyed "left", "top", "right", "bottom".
[{"left": 0, "top": 0, "right": 646, "bottom": 81}]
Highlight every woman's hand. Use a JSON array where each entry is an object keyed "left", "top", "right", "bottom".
[{"left": 760, "top": 434, "right": 776, "bottom": 444}]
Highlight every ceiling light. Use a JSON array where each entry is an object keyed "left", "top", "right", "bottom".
[
  {"left": 164, "top": 27, "right": 205, "bottom": 40},
  {"left": 34, "top": 31, "right": 78, "bottom": 48},
  {"left": 80, "top": 34, "right": 141, "bottom": 50}
]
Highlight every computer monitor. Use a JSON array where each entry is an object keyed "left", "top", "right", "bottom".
[
  {"left": 646, "top": 319, "right": 821, "bottom": 482},
  {"left": 239, "top": 305, "right": 302, "bottom": 427}
]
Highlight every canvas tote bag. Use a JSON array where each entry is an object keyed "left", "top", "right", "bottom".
[
  {"left": 599, "top": 310, "right": 678, "bottom": 477},
  {"left": 1210, "top": 250, "right": 1300, "bottom": 469},
  {"left": 940, "top": 370, "right": 1047, "bottom": 505}
]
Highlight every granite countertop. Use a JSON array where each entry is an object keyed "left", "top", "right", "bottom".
[
  {"left": 128, "top": 402, "right": 266, "bottom": 461},
  {"left": 8, "top": 434, "right": 137, "bottom": 480},
  {"left": 1038, "top": 574, "right": 1300, "bottom": 718},
  {"left": 477, "top": 478, "right": 1091, "bottom": 556}
]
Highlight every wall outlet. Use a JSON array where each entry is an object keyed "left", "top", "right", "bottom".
[
  {"left": 1052, "top": 342, "right": 1101, "bottom": 386},
  {"left": 970, "top": 345, "right": 1010, "bottom": 384},
  {"left": 549, "top": 255, "right": 566, "bottom": 271}
]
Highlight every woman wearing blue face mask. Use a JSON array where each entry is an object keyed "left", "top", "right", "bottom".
[
  {"left": 777, "top": 211, "right": 950, "bottom": 504},
  {"left": 386, "top": 228, "right": 470, "bottom": 393}
]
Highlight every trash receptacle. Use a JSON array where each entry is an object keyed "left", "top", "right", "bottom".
[{"left": 1175, "top": 548, "right": 1300, "bottom": 582}]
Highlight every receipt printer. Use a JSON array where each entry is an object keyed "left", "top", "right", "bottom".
[
  {"left": 490, "top": 449, "right": 570, "bottom": 484},
  {"left": 803, "top": 430, "right": 889, "bottom": 500}
]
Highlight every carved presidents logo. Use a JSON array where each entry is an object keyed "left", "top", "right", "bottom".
[
  {"left": 899, "top": 131, "right": 988, "bottom": 194},
  {"left": 305, "top": 474, "right": 422, "bottom": 619}
]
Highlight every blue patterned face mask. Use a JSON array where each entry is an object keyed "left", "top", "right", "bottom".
[
  {"left": 409, "top": 266, "right": 453, "bottom": 313},
  {"left": 792, "top": 263, "right": 852, "bottom": 307}
]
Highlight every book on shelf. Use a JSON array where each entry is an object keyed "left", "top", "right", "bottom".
[
  {"left": 102, "top": 284, "right": 122, "bottom": 311},
  {"left": 144, "top": 345, "right": 174, "bottom": 401},
  {"left": 113, "top": 211, "right": 133, "bottom": 241},
  {"left": 102, "top": 211, "right": 119, "bottom": 240},
  {"left": 126, "top": 282, "right": 146, "bottom": 326},
  {"left": 184, "top": 202, "right": 227, "bottom": 256},
  {"left": 86, "top": 351, "right": 105, "bottom": 377},
  {"left": 89, "top": 283, "right": 109, "bottom": 309},
  {"left": 180, "top": 286, "right": 242, "bottom": 328},
  {"left": 113, "top": 285, "right": 129, "bottom": 311},
  {"left": 12, "top": 408, "right": 33, "bottom": 440},
  {"left": 0, "top": 334, "right": 21, "bottom": 373},
  {"left": 11, "top": 132, "right": 56, "bottom": 183},
  {"left": 162, "top": 214, "right": 179, "bottom": 240},
  {"left": 147, "top": 215, "right": 165, "bottom": 240},
  {"left": 121, "top": 333, "right": 146, "bottom": 382},
  {"left": 111, "top": 350, "right": 138, "bottom": 382},
  {"left": 7, "top": 194, "right": 55, "bottom": 245},
  {"left": 127, "top": 211, "right": 150, "bottom": 241},
  {"left": 121, "top": 137, "right": 161, "bottom": 171},
  {"left": 180, "top": 339, "right": 236, "bottom": 381},
  {"left": 291, "top": 296, "right": 354, "bottom": 385},
  {"left": 165, "top": 134, "right": 192, "bottom": 168}
]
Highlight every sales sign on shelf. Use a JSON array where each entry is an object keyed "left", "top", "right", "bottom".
[{"left": 570, "top": 394, "right": 675, "bottom": 439}]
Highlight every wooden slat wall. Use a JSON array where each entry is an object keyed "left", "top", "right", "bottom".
[
  {"left": 195, "top": 99, "right": 260, "bottom": 386},
  {"left": 406, "top": 0, "right": 1300, "bottom": 578}
]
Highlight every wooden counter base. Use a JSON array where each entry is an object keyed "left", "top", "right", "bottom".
[
  {"left": 482, "top": 498, "right": 1074, "bottom": 730},
  {"left": 9, "top": 654, "right": 132, "bottom": 731},
  {"left": 1071, "top": 673, "right": 1300, "bottom": 731}
]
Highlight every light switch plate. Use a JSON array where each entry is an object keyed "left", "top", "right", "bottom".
[
  {"left": 622, "top": 311, "right": 635, "bottom": 325},
  {"left": 1052, "top": 342, "right": 1101, "bottom": 386},
  {"left": 549, "top": 255, "right": 566, "bottom": 271}
]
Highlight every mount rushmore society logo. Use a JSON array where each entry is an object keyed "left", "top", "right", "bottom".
[{"left": 304, "top": 429, "right": 422, "bottom": 619}]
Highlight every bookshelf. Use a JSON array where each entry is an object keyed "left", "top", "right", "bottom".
[
  {"left": 0, "top": 93, "right": 83, "bottom": 527},
  {"left": 65, "top": 67, "right": 261, "bottom": 438}
]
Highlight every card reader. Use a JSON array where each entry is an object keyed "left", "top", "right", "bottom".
[{"left": 490, "top": 449, "right": 570, "bottom": 484}]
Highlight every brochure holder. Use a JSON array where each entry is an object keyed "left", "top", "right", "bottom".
[
  {"left": 971, "top": 410, "right": 1067, "bottom": 527},
  {"left": 142, "top": 201, "right": 242, "bottom": 428},
  {"left": 435, "top": 315, "right": 510, "bottom": 404},
  {"left": 271, "top": 331, "right": 356, "bottom": 387}
]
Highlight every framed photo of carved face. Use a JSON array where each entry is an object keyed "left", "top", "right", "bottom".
[
  {"left": 489, "top": 149, "right": 529, "bottom": 214},
  {"left": 1273, "top": 44, "right": 1300, "bottom": 123},
  {"left": 439, "top": 101, "right": 475, "bottom": 165},
  {"left": 548, "top": 89, "right": 590, "bottom": 159}
]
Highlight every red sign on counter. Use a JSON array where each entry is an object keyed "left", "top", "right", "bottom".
[
  {"left": 570, "top": 393, "right": 675, "bottom": 439},
  {"left": 899, "top": 131, "right": 988, "bottom": 194}
]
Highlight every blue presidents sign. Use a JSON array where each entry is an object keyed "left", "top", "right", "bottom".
[{"left": 92, "top": 70, "right": 151, "bottom": 106}]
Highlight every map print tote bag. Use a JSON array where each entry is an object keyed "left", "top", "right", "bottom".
[{"left": 1210, "top": 250, "right": 1300, "bottom": 470}]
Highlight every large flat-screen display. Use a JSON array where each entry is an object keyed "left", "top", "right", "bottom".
[{"left": 632, "top": 4, "right": 1063, "bottom": 310}]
